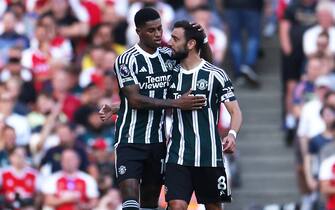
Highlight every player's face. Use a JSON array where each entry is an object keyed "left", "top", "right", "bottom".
[
  {"left": 137, "top": 19, "right": 162, "bottom": 49},
  {"left": 168, "top": 27, "right": 189, "bottom": 60}
]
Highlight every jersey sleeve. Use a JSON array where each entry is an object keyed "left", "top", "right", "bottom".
[
  {"left": 114, "top": 55, "right": 139, "bottom": 88},
  {"left": 319, "top": 157, "right": 335, "bottom": 181},
  {"left": 214, "top": 71, "right": 236, "bottom": 103},
  {"left": 41, "top": 174, "right": 57, "bottom": 195},
  {"left": 85, "top": 174, "right": 99, "bottom": 199}
]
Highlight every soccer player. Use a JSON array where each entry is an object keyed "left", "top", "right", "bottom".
[
  {"left": 99, "top": 8, "right": 211, "bottom": 210},
  {"left": 165, "top": 20, "right": 242, "bottom": 210}
]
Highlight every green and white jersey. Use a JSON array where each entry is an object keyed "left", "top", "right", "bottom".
[
  {"left": 166, "top": 59, "right": 236, "bottom": 167},
  {"left": 114, "top": 44, "right": 176, "bottom": 145}
]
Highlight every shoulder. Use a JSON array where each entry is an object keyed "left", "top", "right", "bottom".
[
  {"left": 202, "top": 62, "right": 230, "bottom": 80},
  {"left": 158, "top": 47, "right": 173, "bottom": 56},
  {"left": 115, "top": 46, "right": 138, "bottom": 64}
]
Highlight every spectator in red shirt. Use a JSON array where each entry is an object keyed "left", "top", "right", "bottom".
[
  {"left": 42, "top": 149, "right": 99, "bottom": 210},
  {"left": 0, "top": 146, "right": 41, "bottom": 210}
]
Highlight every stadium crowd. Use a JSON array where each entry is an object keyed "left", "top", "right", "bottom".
[{"left": 0, "top": 0, "right": 335, "bottom": 210}]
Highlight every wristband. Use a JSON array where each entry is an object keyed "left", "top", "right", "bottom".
[
  {"left": 228, "top": 130, "right": 237, "bottom": 139},
  {"left": 203, "top": 37, "right": 208, "bottom": 44}
]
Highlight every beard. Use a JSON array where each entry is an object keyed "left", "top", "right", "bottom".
[{"left": 172, "top": 45, "right": 189, "bottom": 60}]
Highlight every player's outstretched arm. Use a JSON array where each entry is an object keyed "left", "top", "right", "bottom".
[{"left": 122, "top": 85, "right": 206, "bottom": 110}]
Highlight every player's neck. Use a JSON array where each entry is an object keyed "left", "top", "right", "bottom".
[
  {"left": 138, "top": 42, "right": 157, "bottom": 54},
  {"left": 180, "top": 52, "right": 202, "bottom": 70}
]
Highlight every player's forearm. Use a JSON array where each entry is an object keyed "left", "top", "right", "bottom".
[
  {"left": 128, "top": 94, "right": 176, "bottom": 110},
  {"left": 226, "top": 101, "right": 242, "bottom": 134}
]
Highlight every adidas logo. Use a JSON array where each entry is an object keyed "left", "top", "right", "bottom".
[
  {"left": 139, "top": 67, "right": 147, "bottom": 73},
  {"left": 170, "top": 83, "right": 176, "bottom": 88}
]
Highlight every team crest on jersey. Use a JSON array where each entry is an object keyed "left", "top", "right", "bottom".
[
  {"left": 120, "top": 64, "right": 130, "bottom": 77},
  {"left": 118, "top": 165, "right": 127, "bottom": 175},
  {"left": 165, "top": 60, "right": 176, "bottom": 71},
  {"left": 196, "top": 79, "right": 208, "bottom": 90}
]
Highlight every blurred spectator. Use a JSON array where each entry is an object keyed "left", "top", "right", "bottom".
[
  {"left": 76, "top": 105, "right": 115, "bottom": 150},
  {"left": 1, "top": 53, "right": 32, "bottom": 83},
  {"left": 90, "top": 138, "right": 116, "bottom": 194},
  {"left": 280, "top": 0, "right": 317, "bottom": 148},
  {"left": 191, "top": 4, "right": 227, "bottom": 66},
  {"left": 292, "top": 58, "right": 324, "bottom": 119},
  {"left": 311, "top": 31, "right": 335, "bottom": 74},
  {"left": 174, "top": 0, "right": 222, "bottom": 29},
  {"left": 94, "top": 188, "right": 122, "bottom": 210},
  {"left": 49, "top": 68, "right": 81, "bottom": 122},
  {"left": 42, "top": 149, "right": 98, "bottom": 210},
  {"left": 126, "top": 0, "right": 175, "bottom": 46},
  {"left": 0, "top": 124, "right": 16, "bottom": 168},
  {"left": 87, "top": 23, "right": 125, "bottom": 55},
  {"left": 21, "top": 22, "right": 53, "bottom": 92},
  {"left": 319, "top": 154, "right": 335, "bottom": 210},
  {"left": 303, "top": 106, "right": 335, "bottom": 206},
  {"left": 79, "top": 45, "right": 106, "bottom": 88},
  {"left": 40, "top": 123, "right": 89, "bottom": 176},
  {"left": 0, "top": 91, "right": 31, "bottom": 146},
  {"left": 0, "top": 10, "right": 29, "bottom": 67},
  {"left": 29, "top": 100, "right": 63, "bottom": 166},
  {"left": 101, "top": 1, "right": 128, "bottom": 46},
  {"left": 47, "top": 0, "right": 89, "bottom": 39},
  {"left": 0, "top": 147, "right": 40, "bottom": 210},
  {"left": 218, "top": 0, "right": 265, "bottom": 85},
  {"left": 303, "top": 1, "right": 335, "bottom": 57}
]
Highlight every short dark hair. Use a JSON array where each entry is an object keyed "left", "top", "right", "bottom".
[
  {"left": 173, "top": 20, "right": 205, "bottom": 52},
  {"left": 134, "top": 7, "right": 160, "bottom": 28}
]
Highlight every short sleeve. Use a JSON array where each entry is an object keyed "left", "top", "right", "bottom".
[
  {"left": 114, "top": 55, "right": 139, "bottom": 88},
  {"left": 41, "top": 174, "right": 57, "bottom": 195},
  {"left": 85, "top": 174, "right": 99, "bottom": 198},
  {"left": 214, "top": 71, "right": 236, "bottom": 103},
  {"left": 319, "top": 157, "right": 335, "bottom": 181}
]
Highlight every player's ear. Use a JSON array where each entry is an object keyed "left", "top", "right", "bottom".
[{"left": 187, "top": 39, "right": 196, "bottom": 50}]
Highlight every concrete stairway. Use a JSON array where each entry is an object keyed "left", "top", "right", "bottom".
[{"left": 225, "top": 37, "right": 300, "bottom": 210}]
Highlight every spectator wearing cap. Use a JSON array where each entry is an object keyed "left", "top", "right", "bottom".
[
  {"left": 42, "top": 149, "right": 99, "bottom": 210},
  {"left": 303, "top": 1, "right": 335, "bottom": 57},
  {"left": 0, "top": 55, "right": 32, "bottom": 83},
  {"left": 90, "top": 138, "right": 116, "bottom": 195}
]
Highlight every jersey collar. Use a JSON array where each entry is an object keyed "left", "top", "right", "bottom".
[
  {"left": 180, "top": 59, "right": 206, "bottom": 75},
  {"left": 135, "top": 44, "right": 159, "bottom": 58}
]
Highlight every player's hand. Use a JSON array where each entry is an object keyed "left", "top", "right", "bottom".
[
  {"left": 222, "top": 134, "right": 236, "bottom": 153},
  {"left": 190, "top": 22, "right": 206, "bottom": 40},
  {"left": 99, "top": 104, "right": 119, "bottom": 121},
  {"left": 175, "top": 90, "right": 206, "bottom": 110}
]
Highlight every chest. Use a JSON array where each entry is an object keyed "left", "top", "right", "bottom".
[
  {"left": 170, "top": 72, "right": 218, "bottom": 105},
  {"left": 135, "top": 56, "right": 175, "bottom": 91}
]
